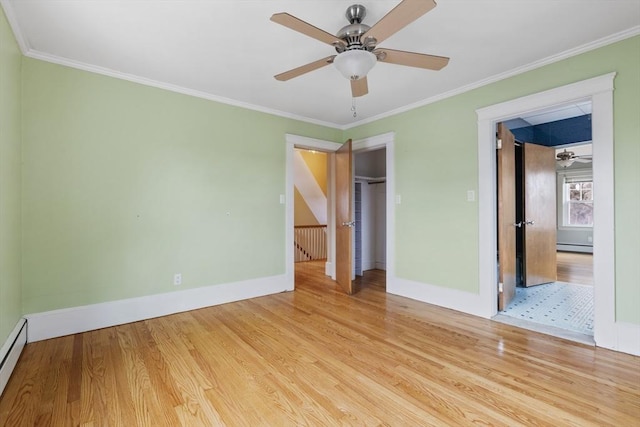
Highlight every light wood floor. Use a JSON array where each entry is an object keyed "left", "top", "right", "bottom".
[
  {"left": 2, "top": 262, "right": 638, "bottom": 426},
  {"left": 556, "top": 251, "right": 594, "bottom": 285}
]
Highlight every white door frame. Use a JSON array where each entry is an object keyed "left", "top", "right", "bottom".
[
  {"left": 476, "top": 72, "right": 616, "bottom": 349},
  {"left": 352, "top": 133, "right": 396, "bottom": 283},
  {"left": 285, "top": 132, "right": 395, "bottom": 289}
]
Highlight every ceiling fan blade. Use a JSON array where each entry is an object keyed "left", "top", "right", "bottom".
[
  {"left": 271, "top": 13, "right": 345, "bottom": 47},
  {"left": 362, "top": 0, "right": 437, "bottom": 45},
  {"left": 274, "top": 56, "right": 336, "bottom": 81},
  {"left": 574, "top": 158, "right": 592, "bottom": 163},
  {"left": 351, "top": 77, "right": 369, "bottom": 97},
  {"left": 377, "top": 48, "right": 449, "bottom": 70}
]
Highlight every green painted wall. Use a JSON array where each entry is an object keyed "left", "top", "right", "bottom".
[
  {"left": 21, "top": 58, "right": 340, "bottom": 313},
  {"left": 0, "top": 8, "right": 22, "bottom": 343},
  {"left": 299, "top": 150, "right": 328, "bottom": 196},
  {"left": 294, "top": 187, "right": 319, "bottom": 226},
  {"left": 294, "top": 149, "right": 327, "bottom": 226},
  {"left": 10, "top": 18, "right": 640, "bottom": 326},
  {"left": 346, "top": 36, "right": 640, "bottom": 324}
]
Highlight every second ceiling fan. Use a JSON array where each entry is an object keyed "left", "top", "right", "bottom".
[
  {"left": 271, "top": 0, "right": 449, "bottom": 97},
  {"left": 556, "top": 149, "right": 593, "bottom": 168}
]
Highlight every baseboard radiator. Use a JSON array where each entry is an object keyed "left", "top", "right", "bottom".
[
  {"left": 557, "top": 243, "right": 593, "bottom": 253},
  {"left": 0, "top": 319, "right": 27, "bottom": 397}
]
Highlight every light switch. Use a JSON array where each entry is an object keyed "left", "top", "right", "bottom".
[{"left": 467, "top": 190, "right": 475, "bottom": 202}]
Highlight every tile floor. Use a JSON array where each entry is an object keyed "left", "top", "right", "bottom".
[{"left": 501, "top": 281, "right": 594, "bottom": 336}]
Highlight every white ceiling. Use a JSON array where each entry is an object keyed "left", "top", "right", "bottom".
[
  {"left": 3, "top": 0, "right": 639, "bottom": 128},
  {"left": 507, "top": 101, "right": 592, "bottom": 129},
  {"left": 521, "top": 101, "right": 592, "bottom": 126}
]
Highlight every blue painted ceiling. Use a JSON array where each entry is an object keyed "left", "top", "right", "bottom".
[{"left": 505, "top": 114, "right": 592, "bottom": 146}]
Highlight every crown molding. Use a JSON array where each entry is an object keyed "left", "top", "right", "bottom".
[
  {"left": 3, "top": 0, "right": 638, "bottom": 132},
  {"left": 341, "top": 25, "right": 640, "bottom": 130},
  {"left": 2, "top": 0, "right": 342, "bottom": 129},
  {"left": 24, "top": 49, "right": 341, "bottom": 130}
]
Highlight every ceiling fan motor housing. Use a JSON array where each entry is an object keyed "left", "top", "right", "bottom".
[
  {"left": 346, "top": 4, "right": 366, "bottom": 23},
  {"left": 557, "top": 149, "right": 575, "bottom": 161},
  {"left": 335, "top": 5, "right": 375, "bottom": 52}
]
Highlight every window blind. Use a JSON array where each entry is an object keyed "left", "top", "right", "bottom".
[{"left": 561, "top": 171, "right": 593, "bottom": 183}]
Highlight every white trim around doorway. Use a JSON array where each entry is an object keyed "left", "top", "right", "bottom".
[
  {"left": 476, "top": 72, "right": 638, "bottom": 355},
  {"left": 352, "top": 133, "right": 396, "bottom": 281},
  {"left": 285, "top": 132, "right": 396, "bottom": 291},
  {"left": 285, "top": 135, "right": 341, "bottom": 288}
]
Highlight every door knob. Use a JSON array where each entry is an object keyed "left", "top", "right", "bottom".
[
  {"left": 342, "top": 221, "right": 355, "bottom": 228},
  {"left": 524, "top": 220, "right": 535, "bottom": 226},
  {"left": 514, "top": 222, "right": 523, "bottom": 228}
]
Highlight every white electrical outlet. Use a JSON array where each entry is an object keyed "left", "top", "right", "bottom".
[{"left": 173, "top": 273, "right": 182, "bottom": 286}]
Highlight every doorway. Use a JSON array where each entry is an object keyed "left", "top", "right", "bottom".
[
  {"left": 292, "top": 148, "right": 328, "bottom": 263},
  {"left": 477, "top": 73, "right": 615, "bottom": 349},
  {"left": 285, "top": 133, "right": 396, "bottom": 294},
  {"left": 354, "top": 148, "right": 387, "bottom": 285},
  {"left": 496, "top": 106, "right": 595, "bottom": 340}
]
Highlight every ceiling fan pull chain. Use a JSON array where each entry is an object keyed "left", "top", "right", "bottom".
[{"left": 352, "top": 97, "right": 357, "bottom": 117}]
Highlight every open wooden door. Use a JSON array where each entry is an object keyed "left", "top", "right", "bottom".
[
  {"left": 497, "top": 123, "right": 517, "bottom": 311},
  {"left": 523, "top": 142, "right": 557, "bottom": 286},
  {"left": 335, "top": 140, "right": 359, "bottom": 295}
]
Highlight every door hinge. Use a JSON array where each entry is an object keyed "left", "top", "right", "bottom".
[
  {"left": 496, "top": 138, "right": 502, "bottom": 150},
  {"left": 498, "top": 282, "right": 504, "bottom": 292}
]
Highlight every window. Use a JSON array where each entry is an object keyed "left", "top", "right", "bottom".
[{"left": 561, "top": 172, "right": 593, "bottom": 227}]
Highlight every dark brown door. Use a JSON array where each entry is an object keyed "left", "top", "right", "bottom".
[
  {"left": 497, "top": 123, "right": 517, "bottom": 311},
  {"left": 335, "top": 139, "right": 358, "bottom": 294},
  {"left": 523, "top": 143, "right": 558, "bottom": 286}
]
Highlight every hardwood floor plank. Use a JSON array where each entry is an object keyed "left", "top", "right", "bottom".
[
  {"left": 248, "top": 296, "right": 531, "bottom": 425},
  {"left": 193, "top": 305, "right": 386, "bottom": 425},
  {"left": 212, "top": 303, "right": 398, "bottom": 425},
  {"left": 205, "top": 310, "right": 333, "bottom": 425},
  {"left": 144, "top": 316, "right": 225, "bottom": 426},
  {"left": 0, "top": 341, "right": 53, "bottom": 426},
  {"left": 1, "top": 262, "right": 638, "bottom": 426},
  {"left": 116, "top": 324, "right": 168, "bottom": 425},
  {"left": 275, "top": 290, "right": 574, "bottom": 425},
  {"left": 34, "top": 336, "right": 72, "bottom": 425},
  {"left": 107, "top": 329, "right": 138, "bottom": 426},
  {"left": 557, "top": 251, "right": 593, "bottom": 285},
  {"left": 68, "top": 334, "right": 83, "bottom": 404}
]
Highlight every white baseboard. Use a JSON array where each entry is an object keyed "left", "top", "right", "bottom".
[
  {"left": 388, "top": 277, "right": 490, "bottom": 319},
  {"left": 20, "top": 272, "right": 640, "bottom": 357},
  {"left": 390, "top": 277, "right": 640, "bottom": 356},
  {"left": 611, "top": 321, "right": 640, "bottom": 356},
  {"left": 0, "top": 319, "right": 27, "bottom": 397},
  {"left": 375, "top": 262, "right": 386, "bottom": 271},
  {"left": 363, "top": 261, "right": 375, "bottom": 271},
  {"left": 25, "top": 274, "right": 289, "bottom": 343},
  {"left": 325, "top": 261, "right": 335, "bottom": 279}
]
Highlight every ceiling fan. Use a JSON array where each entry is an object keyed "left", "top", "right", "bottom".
[
  {"left": 271, "top": 0, "right": 449, "bottom": 98},
  {"left": 556, "top": 149, "right": 593, "bottom": 168}
]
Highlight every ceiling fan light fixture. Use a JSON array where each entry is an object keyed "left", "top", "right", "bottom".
[
  {"left": 558, "top": 158, "right": 575, "bottom": 168},
  {"left": 333, "top": 49, "right": 377, "bottom": 80}
]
